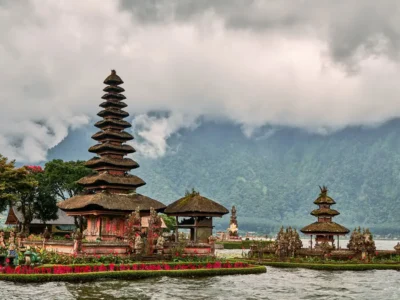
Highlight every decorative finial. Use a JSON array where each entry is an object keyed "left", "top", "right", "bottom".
[
  {"left": 319, "top": 185, "right": 328, "bottom": 195},
  {"left": 111, "top": 70, "right": 116, "bottom": 75}
]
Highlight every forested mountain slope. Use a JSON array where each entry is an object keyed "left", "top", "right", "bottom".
[{"left": 47, "top": 120, "right": 400, "bottom": 235}]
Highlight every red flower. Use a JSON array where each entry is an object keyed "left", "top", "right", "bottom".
[{"left": 25, "top": 165, "right": 44, "bottom": 173}]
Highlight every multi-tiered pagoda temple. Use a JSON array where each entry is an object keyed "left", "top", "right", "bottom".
[
  {"left": 58, "top": 70, "right": 165, "bottom": 242},
  {"left": 301, "top": 186, "right": 349, "bottom": 248}
]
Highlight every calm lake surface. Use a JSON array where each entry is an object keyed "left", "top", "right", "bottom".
[{"left": 0, "top": 240, "right": 399, "bottom": 300}]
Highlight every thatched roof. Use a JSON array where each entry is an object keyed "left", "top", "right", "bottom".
[
  {"left": 301, "top": 222, "right": 350, "bottom": 235},
  {"left": 99, "top": 100, "right": 127, "bottom": 109},
  {"left": 89, "top": 143, "right": 135, "bottom": 154},
  {"left": 101, "top": 93, "right": 126, "bottom": 100},
  {"left": 314, "top": 186, "right": 336, "bottom": 205},
  {"left": 103, "top": 85, "right": 125, "bottom": 93},
  {"left": 78, "top": 173, "right": 145, "bottom": 188},
  {"left": 5, "top": 206, "right": 74, "bottom": 225},
  {"left": 311, "top": 208, "right": 340, "bottom": 217},
  {"left": 58, "top": 192, "right": 166, "bottom": 212},
  {"left": 103, "top": 70, "right": 124, "bottom": 85},
  {"left": 97, "top": 108, "right": 129, "bottom": 118},
  {"left": 85, "top": 157, "right": 139, "bottom": 169},
  {"left": 164, "top": 192, "right": 229, "bottom": 217},
  {"left": 92, "top": 130, "right": 133, "bottom": 141},
  {"left": 94, "top": 119, "right": 131, "bottom": 129}
]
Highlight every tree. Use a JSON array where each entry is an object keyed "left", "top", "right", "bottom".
[
  {"left": 160, "top": 214, "right": 176, "bottom": 232},
  {"left": 13, "top": 165, "right": 59, "bottom": 233},
  {"left": 43, "top": 159, "right": 93, "bottom": 200},
  {"left": 43, "top": 159, "right": 93, "bottom": 229},
  {"left": 0, "top": 155, "right": 36, "bottom": 215},
  {"left": 32, "top": 170, "right": 58, "bottom": 225}
]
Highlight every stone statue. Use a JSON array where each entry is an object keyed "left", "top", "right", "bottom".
[
  {"left": 156, "top": 235, "right": 165, "bottom": 254},
  {"left": 42, "top": 226, "right": 51, "bottom": 240},
  {"left": 134, "top": 234, "right": 144, "bottom": 254},
  {"left": 7, "top": 243, "right": 17, "bottom": 266},
  {"left": 73, "top": 228, "right": 83, "bottom": 254},
  {"left": 8, "top": 229, "right": 15, "bottom": 244},
  {"left": 0, "top": 231, "right": 5, "bottom": 248},
  {"left": 394, "top": 242, "right": 400, "bottom": 252}
]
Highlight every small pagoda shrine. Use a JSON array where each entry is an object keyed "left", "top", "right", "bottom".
[
  {"left": 58, "top": 70, "right": 165, "bottom": 242},
  {"left": 164, "top": 190, "right": 228, "bottom": 253},
  {"left": 300, "top": 186, "right": 349, "bottom": 248}
]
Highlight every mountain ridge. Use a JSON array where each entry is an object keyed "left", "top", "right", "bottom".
[{"left": 29, "top": 119, "right": 400, "bottom": 234}]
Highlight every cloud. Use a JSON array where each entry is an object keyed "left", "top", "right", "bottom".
[
  {"left": 131, "top": 112, "right": 199, "bottom": 158},
  {"left": 1, "top": 1, "right": 400, "bottom": 161}
]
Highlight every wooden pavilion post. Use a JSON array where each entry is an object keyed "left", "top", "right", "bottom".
[
  {"left": 175, "top": 216, "right": 179, "bottom": 242},
  {"left": 99, "top": 217, "right": 102, "bottom": 239},
  {"left": 194, "top": 217, "right": 198, "bottom": 243},
  {"left": 337, "top": 235, "right": 339, "bottom": 249},
  {"left": 311, "top": 235, "right": 313, "bottom": 249}
]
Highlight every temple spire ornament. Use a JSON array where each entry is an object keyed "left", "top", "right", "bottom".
[{"left": 228, "top": 205, "right": 238, "bottom": 237}]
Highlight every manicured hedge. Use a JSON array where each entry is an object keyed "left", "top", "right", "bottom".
[
  {"left": 0, "top": 266, "right": 266, "bottom": 283},
  {"left": 259, "top": 262, "right": 400, "bottom": 271},
  {"left": 216, "top": 240, "right": 273, "bottom": 249}
]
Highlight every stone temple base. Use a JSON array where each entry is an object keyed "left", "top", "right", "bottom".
[{"left": 23, "top": 240, "right": 130, "bottom": 255}]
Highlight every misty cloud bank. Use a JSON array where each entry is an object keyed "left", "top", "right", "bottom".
[{"left": 1, "top": 0, "right": 400, "bottom": 161}]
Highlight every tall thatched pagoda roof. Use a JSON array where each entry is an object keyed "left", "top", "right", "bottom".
[
  {"left": 165, "top": 190, "right": 229, "bottom": 217},
  {"left": 57, "top": 70, "right": 166, "bottom": 215},
  {"left": 58, "top": 192, "right": 165, "bottom": 213}
]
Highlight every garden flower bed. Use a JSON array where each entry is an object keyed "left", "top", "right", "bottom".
[{"left": 0, "top": 261, "right": 266, "bottom": 282}]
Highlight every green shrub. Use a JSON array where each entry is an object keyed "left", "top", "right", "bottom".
[{"left": 0, "top": 266, "right": 266, "bottom": 283}]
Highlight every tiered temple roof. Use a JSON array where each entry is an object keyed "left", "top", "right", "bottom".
[
  {"left": 301, "top": 186, "right": 349, "bottom": 235},
  {"left": 58, "top": 70, "right": 165, "bottom": 214}
]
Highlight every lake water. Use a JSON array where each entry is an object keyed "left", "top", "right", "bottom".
[
  {"left": 1, "top": 267, "right": 399, "bottom": 300},
  {"left": 0, "top": 240, "right": 399, "bottom": 300}
]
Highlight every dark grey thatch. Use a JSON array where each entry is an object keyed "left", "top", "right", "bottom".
[
  {"left": 164, "top": 193, "right": 229, "bottom": 217},
  {"left": 103, "top": 85, "right": 125, "bottom": 93},
  {"left": 99, "top": 100, "right": 127, "bottom": 109},
  {"left": 58, "top": 192, "right": 166, "bottom": 212},
  {"left": 97, "top": 107, "right": 129, "bottom": 118},
  {"left": 78, "top": 173, "right": 145, "bottom": 188},
  {"left": 94, "top": 119, "right": 131, "bottom": 129},
  {"left": 91, "top": 130, "right": 133, "bottom": 141},
  {"left": 89, "top": 143, "right": 135, "bottom": 154},
  {"left": 5, "top": 206, "right": 74, "bottom": 225},
  {"left": 85, "top": 157, "right": 139, "bottom": 169},
  {"left": 311, "top": 208, "right": 340, "bottom": 216},
  {"left": 104, "top": 70, "right": 124, "bottom": 85},
  {"left": 101, "top": 93, "right": 126, "bottom": 100},
  {"left": 300, "top": 222, "right": 350, "bottom": 235}
]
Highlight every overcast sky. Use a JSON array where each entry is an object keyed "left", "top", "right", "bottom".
[{"left": 1, "top": 0, "right": 400, "bottom": 161}]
